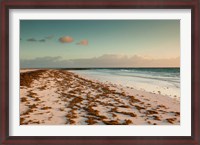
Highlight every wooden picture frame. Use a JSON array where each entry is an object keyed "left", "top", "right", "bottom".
[{"left": 1, "top": 0, "right": 199, "bottom": 144}]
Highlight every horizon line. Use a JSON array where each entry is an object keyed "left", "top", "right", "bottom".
[{"left": 20, "top": 67, "right": 180, "bottom": 70}]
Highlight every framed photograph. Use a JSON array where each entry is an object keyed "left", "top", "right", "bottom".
[{"left": 1, "top": 0, "right": 199, "bottom": 144}]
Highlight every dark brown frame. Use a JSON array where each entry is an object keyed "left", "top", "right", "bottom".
[{"left": 0, "top": 0, "right": 199, "bottom": 144}]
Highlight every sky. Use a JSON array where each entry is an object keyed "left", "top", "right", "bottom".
[{"left": 20, "top": 20, "right": 180, "bottom": 68}]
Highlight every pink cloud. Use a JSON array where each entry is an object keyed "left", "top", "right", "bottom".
[
  {"left": 59, "top": 36, "right": 73, "bottom": 43},
  {"left": 77, "top": 39, "right": 88, "bottom": 46}
]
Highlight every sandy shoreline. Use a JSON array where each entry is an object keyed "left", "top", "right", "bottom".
[{"left": 20, "top": 69, "right": 180, "bottom": 125}]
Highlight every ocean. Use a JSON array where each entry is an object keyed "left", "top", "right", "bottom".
[{"left": 69, "top": 68, "right": 180, "bottom": 99}]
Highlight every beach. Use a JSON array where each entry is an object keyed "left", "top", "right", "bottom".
[{"left": 20, "top": 69, "right": 180, "bottom": 125}]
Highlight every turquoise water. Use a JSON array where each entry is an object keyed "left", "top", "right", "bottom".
[
  {"left": 70, "top": 68, "right": 180, "bottom": 98},
  {"left": 77, "top": 68, "right": 180, "bottom": 83}
]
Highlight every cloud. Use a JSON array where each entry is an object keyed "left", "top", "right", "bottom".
[
  {"left": 77, "top": 39, "right": 88, "bottom": 45},
  {"left": 21, "top": 56, "right": 64, "bottom": 68},
  {"left": 26, "top": 36, "right": 53, "bottom": 42},
  {"left": 46, "top": 35, "right": 54, "bottom": 39},
  {"left": 39, "top": 39, "right": 46, "bottom": 42},
  {"left": 59, "top": 36, "right": 74, "bottom": 43},
  {"left": 27, "top": 38, "right": 46, "bottom": 42},
  {"left": 27, "top": 38, "right": 37, "bottom": 42},
  {"left": 21, "top": 55, "right": 180, "bottom": 68}
]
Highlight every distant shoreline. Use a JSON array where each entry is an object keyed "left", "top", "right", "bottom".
[{"left": 20, "top": 67, "right": 180, "bottom": 70}]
